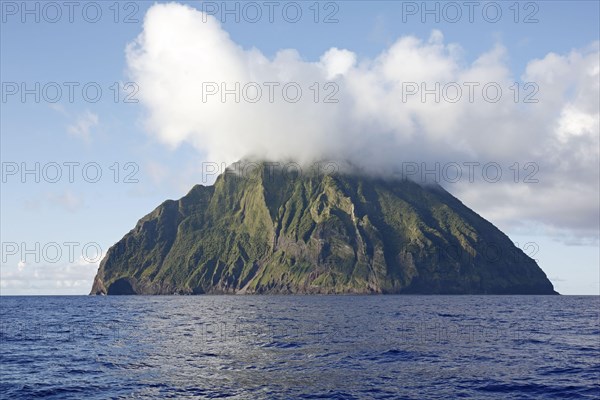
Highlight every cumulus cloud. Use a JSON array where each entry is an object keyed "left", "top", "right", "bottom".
[
  {"left": 126, "top": 3, "right": 599, "bottom": 242},
  {"left": 0, "top": 257, "right": 99, "bottom": 295},
  {"left": 1, "top": 256, "right": 100, "bottom": 295}
]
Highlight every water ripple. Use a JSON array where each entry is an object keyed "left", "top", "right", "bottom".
[{"left": 1, "top": 295, "right": 598, "bottom": 399}]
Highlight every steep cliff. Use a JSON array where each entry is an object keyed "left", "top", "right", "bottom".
[{"left": 91, "top": 162, "right": 557, "bottom": 295}]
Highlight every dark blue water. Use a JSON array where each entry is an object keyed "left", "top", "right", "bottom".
[{"left": 1, "top": 296, "right": 599, "bottom": 399}]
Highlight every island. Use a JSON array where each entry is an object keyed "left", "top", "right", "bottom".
[{"left": 91, "top": 161, "right": 557, "bottom": 295}]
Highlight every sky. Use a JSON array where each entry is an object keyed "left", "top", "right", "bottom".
[{"left": 1, "top": 0, "right": 599, "bottom": 295}]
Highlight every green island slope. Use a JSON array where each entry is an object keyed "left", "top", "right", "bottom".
[{"left": 91, "top": 161, "right": 557, "bottom": 295}]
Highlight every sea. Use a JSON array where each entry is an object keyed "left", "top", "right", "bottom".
[{"left": 1, "top": 295, "right": 599, "bottom": 399}]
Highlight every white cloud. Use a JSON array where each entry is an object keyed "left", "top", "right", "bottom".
[
  {"left": 48, "top": 103, "right": 68, "bottom": 116},
  {"left": 47, "top": 191, "right": 84, "bottom": 212},
  {"left": 556, "top": 105, "right": 598, "bottom": 142},
  {"left": 1, "top": 256, "right": 101, "bottom": 295},
  {"left": 321, "top": 48, "right": 356, "bottom": 79},
  {"left": 125, "top": 3, "right": 599, "bottom": 242},
  {"left": 67, "top": 110, "right": 99, "bottom": 142}
]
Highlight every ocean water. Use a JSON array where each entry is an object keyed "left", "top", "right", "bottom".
[{"left": 1, "top": 296, "right": 598, "bottom": 399}]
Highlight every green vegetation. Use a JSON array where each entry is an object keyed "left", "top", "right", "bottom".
[{"left": 91, "top": 161, "right": 557, "bottom": 295}]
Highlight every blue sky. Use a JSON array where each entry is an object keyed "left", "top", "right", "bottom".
[{"left": 1, "top": 1, "right": 599, "bottom": 294}]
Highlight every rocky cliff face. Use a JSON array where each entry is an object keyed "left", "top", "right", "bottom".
[{"left": 91, "top": 161, "right": 557, "bottom": 295}]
